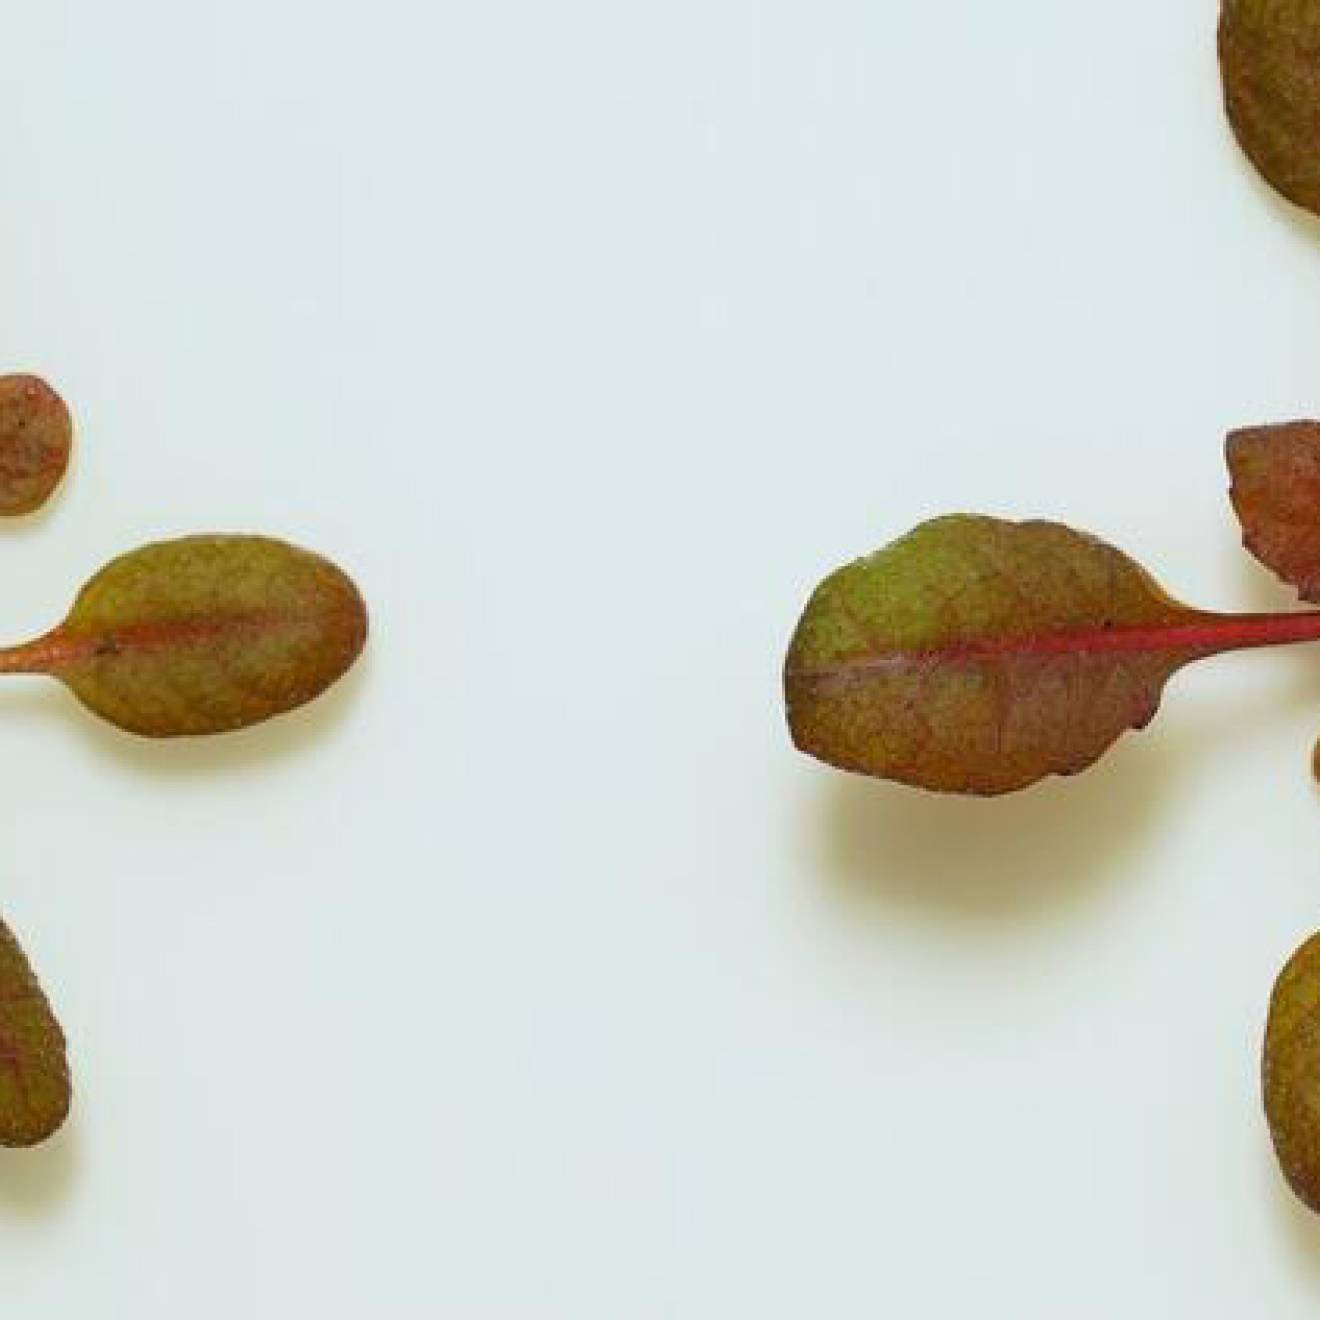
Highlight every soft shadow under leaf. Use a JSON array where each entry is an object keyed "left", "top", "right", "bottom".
[
  {"left": 818, "top": 733, "right": 1174, "bottom": 922},
  {"left": 1269, "top": 1151, "right": 1320, "bottom": 1284},
  {"left": 814, "top": 678, "right": 1320, "bottom": 922},
  {"left": 0, "top": 651, "right": 368, "bottom": 780},
  {"left": 0, "top": 1122, "right": 76, "bottom": 1213}
]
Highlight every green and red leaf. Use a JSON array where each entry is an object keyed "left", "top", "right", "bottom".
[
  {"left": 0, "top": 536, "right": 369, "bottom": 738},
  {"left": 781, "top": 515, "right": 1320, "bottom": 796}
]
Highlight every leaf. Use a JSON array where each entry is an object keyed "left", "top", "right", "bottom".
[
  {"left": 0, "top": 375, "right": 72, "bottom": 516},
  {"left": 1220, "top": 0, "right": 1320, "bottom": 216},
  {"left": 1265, "top": 931, "right": 1320, "bottom": 1214},
  {"left": 1228, "top": 420, "right": 1320, "bottom": 602},
  {"left": 0, "top": 917, "right": 70, "bottom": 1148},
  {"left": 785, "top": 516, "right": 1232, "bottom": 795},
  {"left": 0, "top": 535, "right": 368, "bottom": 737}
]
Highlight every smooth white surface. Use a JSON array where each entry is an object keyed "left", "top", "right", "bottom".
[{"left": 1, "top": 0, "right": 1319, "bottom": 1314}]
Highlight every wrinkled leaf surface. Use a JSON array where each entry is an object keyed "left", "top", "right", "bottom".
[{"left": 1228, "top": 420, "right": 1320, "bottom": 601}]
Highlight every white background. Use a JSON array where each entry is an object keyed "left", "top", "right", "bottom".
[{"left": 0, "top": 0, "right": 1318, "bottom": 1315}]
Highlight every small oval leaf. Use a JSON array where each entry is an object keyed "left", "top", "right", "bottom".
[
  {"left": 784, "top": 516, "right": 1208, "bottom": 795},
  {"left": 1220, "top": 0, "right": 1320, "bottom": 216},
  {"left": 1265, "top": 931, "right": 1320, "bottom": 1214},
  {"left": 1228, "top": 421, "right": 1320, "bottom": 602},
  {"left": 0, "top": 375, "right": 71, "bottom": 516},
  {"left": 28, "top": 535, "right": 368, "bottom": 737},
  {"left": 0, "top": 918, "right": 70, "bottom": 1148}
]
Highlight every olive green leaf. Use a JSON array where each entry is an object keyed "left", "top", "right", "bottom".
[
  {"left": 0, "top": 917, "right": 69, "bottom": 1149},
  {"left": 1265, "top": 931, "right": 1320, "bottom": 1214},
  {"left": 1220, "top": 0, "right": 1320, "bottom": 216},
  {"left": 1228, "top": 420, "right": 1320, "bottom": 602},
  {"left": 0, "top": 535, "right": 368, "bottom": 737}
]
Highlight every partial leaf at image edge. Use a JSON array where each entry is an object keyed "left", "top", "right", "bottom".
[
  {"left": 0, "top": 918, "right": 70, "bottom": 1149},
  {"left": 1265, "top": 931, "right": 1320, "bottom": 1214},
  {"left": 1228, "top": 420, "right": 1320, "bottom": 603},
  {"left": 0, "top": 375, "right": 72, "bottom": 517}
]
